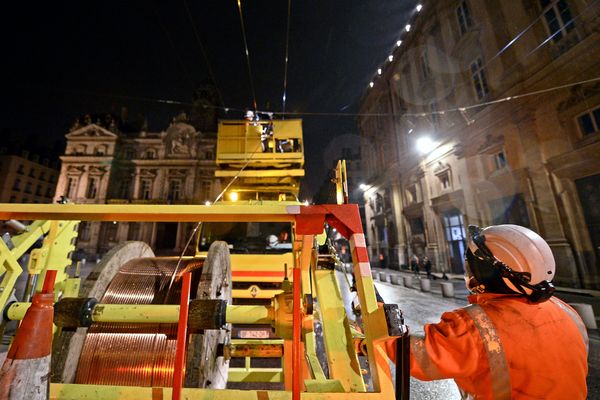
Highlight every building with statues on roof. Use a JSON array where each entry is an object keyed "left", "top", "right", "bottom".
[{"left": 55, "top": 108, "right": 219, "bottom": 258}]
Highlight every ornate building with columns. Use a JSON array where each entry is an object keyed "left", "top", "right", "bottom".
[
  {"left": 359, "top": 0, "right": 600, "bottom": 289},
  {"left": 55, "top": 112, "right": 218, "bottom": 258}
]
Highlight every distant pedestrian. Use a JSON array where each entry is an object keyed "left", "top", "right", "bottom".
[
  {"left": 423, "top": 256, "right": 432, "bottom": 279},
  {"left": 378, "top": 253, "right": 387, "bottom": 269},
  {"left": 410, "top": 255, "right": 420, "bottom": 276}
]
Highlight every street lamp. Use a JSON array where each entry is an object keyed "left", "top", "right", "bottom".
[{"left": 416, "top": 136, "right": 437, "bottom": 154}]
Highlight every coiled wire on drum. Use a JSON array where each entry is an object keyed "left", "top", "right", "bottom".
[{"left": 75, "top": 257, "right": 203, "bottom": 387}]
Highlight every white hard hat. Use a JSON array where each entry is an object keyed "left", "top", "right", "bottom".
[
  {"left": 466, "top": 224, "right": 556, "bottom": 302},
  {"left": 266, "top": 235, "right": 279, "bottom": 247}
]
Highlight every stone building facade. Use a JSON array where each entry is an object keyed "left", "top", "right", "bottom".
[
  {"left": 359, "top": 0, "right": 600, "bottom": 289},
  {"left": 55, "top": 113, "right": 218, "bottom": 258},
  {"left": 0, "top": 152, "right": 59, "bottom": 204}
]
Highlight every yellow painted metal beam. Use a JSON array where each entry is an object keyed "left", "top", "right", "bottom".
[
  {"left": 228, "top": 368, "right": 283, "bottom": 383},
  {"left": 0, "top": 203, "right": 299, "bottom": 222},
  {"left": 216, "top": 169, "right": 305, "bottom": 177},
  {"left": 8, "top": 303, "right": 274, "bottom": 325},
  {"left": 226, "top": 305, "right": 273, "bottom": 324},
  {"left": 313, "top": 270, "right": 365, "bottom": 392},
  {"left": 50, "top": 384, "right": 392, "bottom": 399},
  {"left": 232, "top": 288, "right": 283, "bottom": 299}
]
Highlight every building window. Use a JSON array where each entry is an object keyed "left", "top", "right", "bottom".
[
  {"left": 29, "top": 168, "right": 35, "bottom": 178},
  {"left": 95, "top": 147, "right": 105, "bottom": 156},
  {"left": 145, "top": 149, "right": 156, "bottom": 159},
  {"left": 128, "top": 222, "right": 141, "bottom": 240},
  {"left": 456, "top": 0, "right": 473, "bottom": 36},
  {"left": 168, "top": 179, "right": 182, "bottom": 201},
  {"left": 430, "top": 102, "right": 439, "bottom": 126},
  {"left": 13, "top": 178, "right": 21, "bottom": 191},
  {"left": 35, "top": 184, "right": 42, "bottom": 196},
  {"left": 438, "top": 171, "right": 451, "bottom": 190},
  {"left": 22, "top": 197, "right": 28, "bottom": 203},
  {"left": 107, "top": 223, "right": 118, "bottom": 242},
  {"left": 409, "top": 217, "right": 425, "bottom": 235},
  {"left": 79, "top": 222, "right": 91, "bottom": 241},
  {"left": 470, "top": 57, "right": 489, "bottom": 100},
  {"left": 140, "top": 179, "right": 152, "bottom": 200},
  {"left": 125, "top": 148, "right": 136, "bottom": 159},
  {"left": 86, "top": 177, "right": 98, "bottom": 198},
  {"left": 419, "top": 50, "right": 431, "bottom": 80},
  {"left": 45, "top": 187, "right": 53, "bottom": 197},
  {"left": 442, "top": 210, "right": 467, "bottom": 273},
  {"left": 406, "top": 185, "right": 418, "bottom": 204},
  {"left": 489, "top": 194, "right": 531, "bottom": 227},
  {"left": 65, "top": 177, "right": 77, "bottom": 198},
  {"left": 9, "top": 196, "right": 16, "bottom": 203},
  {"left": 49, "top": 175, "right": 55, "bottom": 183},
  {"left": 577, "top": 106, "right": 600, "bottom": 137},
  {"left": 205, "top": 151, "right": 214, "bottom": 160},
  {"left": 494, "top": 151, "right": 507, "bottom": 169},
  {"left": 24, "top": 182, "right": 32, "bottom": 194},
  {"left": 540, "top": 0, "right": 574, "bottom": 43},
  {"left": 201, "top": 181, "right": 212, "bottom": 201},
  {"left": 118, "top": 179, "right": 131, "bottom": 199},
  {"left": 39, "top": 171, "right": 46, "bottom": 181},
  {"left": 17, "top": 164, "right": 24, "bottom": 174}
]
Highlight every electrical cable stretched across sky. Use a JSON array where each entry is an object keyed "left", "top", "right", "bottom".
[
  {"left": 281, "top": 0, "right": 292, "bottom": 118},
  {"left": 34, "top": 74, "right": 600, "bottom": 121},
  {"left": 236, "top": 0, "right": 258, "bottom": 112},
  {"left": 183, "top": 0, "right": 225, "bottom": 107}
]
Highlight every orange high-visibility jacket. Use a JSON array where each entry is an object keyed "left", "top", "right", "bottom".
[{"left": 410, "top": 293, "right": 588, "bottom": 399}]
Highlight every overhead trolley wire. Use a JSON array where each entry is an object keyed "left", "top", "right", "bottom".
[
  {"left": 523, "top": 0, "right": 600, "bottom": 60},
  {"left": 264, "top": 75, "right": 600, "bottom": 118},
  {"left": 183, "top": 0, "right": 225, "bottom": 106},
  {"left": 236, "top": 0, "right": 258, "bottom": 112},
  {"left": 150, "top": 2, "right": 196, "bottom": 89},
  {"left": 281, "top": 0, "right": 292, "bottom": 118}
]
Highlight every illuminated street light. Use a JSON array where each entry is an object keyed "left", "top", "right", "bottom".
[
  {"left": 416, "top": 137, "right": 437, "bottom": 154},
  {"left": 396, "top": 40, "right": 402, "bottom": 47},
  {"left": 405, "top": 24, "right": 411, "bottom": 32},
  {"left": 359, "top": 183, "right": 369, "bottom": 191},
  {"left": 377, "top": 68, "right": 382, "bottom": 75},
  {"left": 369, "top": 81, "right": 374, "bottom": 88},
  {"left": 205, "top": 201, "right": 211, "bottom": 206},
  {"left": 388, "top": 55, "right": 394, "bottom": 62},
  {"left": 228, "top": 192, "right": 239, "bottom": 201},
  {"left": 416, "top": 4, "right": 423, "bottom": 12}
]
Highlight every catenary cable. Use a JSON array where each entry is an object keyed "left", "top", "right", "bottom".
[
  {"left": 236, "top": 0, "right": 258, "bottom": 112},
  {"left": 183, "top": 0, "right": 225, "bottom": 106},
  {"left": 281, "top": 0, "right": 292, "bottom": 118}
]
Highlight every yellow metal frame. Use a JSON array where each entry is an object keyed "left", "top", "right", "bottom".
[
  {"left": 0, "top": 203, "right": 397, "bottom": 399},
  {"left": 0, "top": 219, "right": 78, "bottom": 312}
]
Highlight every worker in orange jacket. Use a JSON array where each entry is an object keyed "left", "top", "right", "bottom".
[{"left": 406, "top": 224, "right": 589, "bottom": 399}]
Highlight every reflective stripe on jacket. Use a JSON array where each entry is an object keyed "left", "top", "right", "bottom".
[{"left": 409, "top": 293, "right": 588, "bottom": 399}]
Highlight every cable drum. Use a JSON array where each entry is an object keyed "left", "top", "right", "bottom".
[{"left": 75, "top": 256, "right": 204, "bottom": 387}]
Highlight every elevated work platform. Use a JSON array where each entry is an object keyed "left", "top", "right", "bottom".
[{"left": 216, "top": 119, "right": 305, "bottom": 199}]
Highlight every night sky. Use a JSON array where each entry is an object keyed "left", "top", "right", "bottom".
[{"left": 1, "top": 1, "right": 417, "bottom": 198}]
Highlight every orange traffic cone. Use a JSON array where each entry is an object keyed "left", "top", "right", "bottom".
[{"left": 0, "top": 270, "right": 56, "bottom": 400}]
